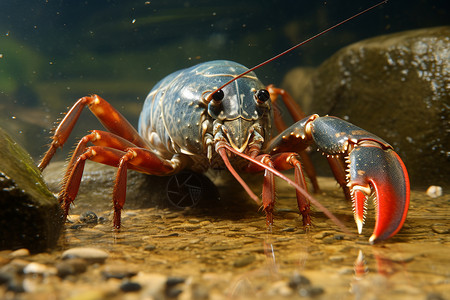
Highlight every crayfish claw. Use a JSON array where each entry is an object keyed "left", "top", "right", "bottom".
[{"left": 348, "top": 145, "right": 410, "bottom": 243}]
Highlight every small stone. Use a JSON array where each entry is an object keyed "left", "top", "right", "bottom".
[
  {"left": 120, "top": 281, "right": 142, "bottom": 292},
  {"left": 333, "top": 234, "right": 345, "bottom": 240},
  {"left": 23, "top": 262, "right": 57, "bottom": 276},
  {"left": 9, "top": 248, "right": 30, "bottom": 258},
  {"left": 166, "top": 276, "right": 185, "bottom": 287},
  {"left": 79, "top": 211, "right": 99, "bottom": 224},
  {"left": 144, "top": 244, "right": 157, "bottom": 251},
  {"left": 322, "top": 236, "right": 336, "bottom": 244},
  {"left": 426, "top": 186, "right": 443, "bottom": 198},
  {"left": 298, "top": 286, "right": 324, "bottom": 297},
  {"left": 8, "top": 259, "right": 29, "bottom": 273},
  {"left": 166, "top": 286, "right": 183, "bottom": 298},
  {"left": 101, "top": 264, "right": 138, "bottom": 279},
  {"left": 288, "top": 273, "right": 311, "bottom": 289},
  {"left": 329, "top": 255, "right": 346, "bottom": 263},
  {"left": 431, "top": 224, "right": 449, "bottom": 234},
  {"left": 282, "top": 227, "right": 296, "bottom": 232},
  {"left": 233, "top": 255, "right": 255, "bottom": 268},
  {"left": 56, "top": 258, "right": 88, "bottom": 278},
  {"left": 62, "top": 247, "right": 109, "bottom": 263}
]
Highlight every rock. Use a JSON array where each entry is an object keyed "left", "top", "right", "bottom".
[
  {"left": 288, "top": 273, "right": 311, "bottom": 289},
  {"left": 62, "top": 247, "right": 109, "bottom": 263},
  {"left": 101, "top": 264, "right": 138, "bottom": 279},
  {"left": 56, "top": 258, "right": 88, "bottom": 278},
  {"left": 426, "top": 186, "right": 443, "bottom": 198},
  {"left": 0, "top": 127, "right": 63, "bottom": 253},
  {"left": 329, "top": 255, "right": 346, "bottom": 263},
  {"left": 283, "top": 27, "right": 450, "bottom": 187},
  {"left": 144, "top": 244, "right": 157, "bottom": 251},
  {"left": 9, "top": 248, "right": 30, "bottom": 258},
  {"left": 23, "top": 262, "right": 57, "bottom": 276},
  {"left": 298, "top": 286, "right": 324, "bottom": 297},
  {"left": 120, "top": 281, "right": 142, "bottom": 292},
  {"left": 79, "top": 211, "right": 98, "bottom": 224},
  {"left": 232, "top": 255, "right": 256, "bottom": 268}
]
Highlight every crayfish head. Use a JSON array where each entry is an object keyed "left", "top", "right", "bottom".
[{"left": 221, "top": 118, "right": 261, "bottom": 153}]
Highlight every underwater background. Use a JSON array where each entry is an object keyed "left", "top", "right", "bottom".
[{"left": 0, "top": 0, "right": 448, "bottom": 160}]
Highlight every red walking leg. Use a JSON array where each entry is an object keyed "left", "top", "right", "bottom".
[
  {"left": 267, "top": 85, "right": 320, "bottom": 193},
  {"left": 39, "top": 94, "right": 149, "bottom": 171}
]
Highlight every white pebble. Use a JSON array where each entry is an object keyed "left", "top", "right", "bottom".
[
  {"left": 62, "top": 247, "right": 109, "bottom": 263},
  {"left": 24, "top": 262, "right": 57, "bottom": 275},
  {"left": 426, "top": 186, "right": 443, "bottom": 198}
]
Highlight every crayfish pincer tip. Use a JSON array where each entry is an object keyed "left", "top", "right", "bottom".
[
  {"left": 368, "top": 234, "right": 377, "bottom": 244},
  {"left": 356, "top": 219, "right": 364, "bottom": 235}
]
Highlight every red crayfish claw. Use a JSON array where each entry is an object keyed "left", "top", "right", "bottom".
[{"left": 347, "top": 143, "right": 410, "bottom": 243}]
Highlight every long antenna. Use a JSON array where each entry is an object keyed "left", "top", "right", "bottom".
[{"left": 205, "top": 0, "right": 388, "bottom": 103}]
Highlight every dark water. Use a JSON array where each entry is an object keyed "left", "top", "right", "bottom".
[{"left": 0, "top": 0, "right": 448, "bottom": 160}]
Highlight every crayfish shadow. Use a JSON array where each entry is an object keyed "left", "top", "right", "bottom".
[
  {"left": 42, "top": 161, "right": 262, "bottom": 221},
  {"left": 140, "top": 169, "right": 265, "bottom": 222}
]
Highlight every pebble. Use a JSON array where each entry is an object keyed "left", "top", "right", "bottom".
[
  {"left": 56, "top": 258, "right": 88, "bottom": 278},
  {"left": 282, "top": 227, "right": 296, "bottom": 232},
  {"left": 80, "top": 211, "right": 99, "bottom": 224},
  {"left": 165, "top": 277, "right": 186, "bottom": 298},
  {"left": 329, "top": 255, "right": 346, "bottom": 263},
  {"left": 23, "top": 262, "right": 57, "bottom": 276},
  {"left": 144, "top": 244, "right": 157, "bottom": 251},
  {"left": 101, "top": 264, "right": 138, "bottom": 279},
  {"left": 232, "top": 255, "right": 255, "bottom": 268},
  {"left": 337, "top": 267, "right": 354, "bottom": 275},
  {"left": 62, "top": 247, "right": 109, "bottom": 263},
  {"left": 9, "top": 248, "right": 30, "bottom": 258},
  {"left": 120, "top": 281, "right": 142, "bottom": 292},
  {"left": 298, "top": 286, "right": 324, "bottom": 297},
  {"left": 166, "top": 276, "right": 186, "bottom": 287},
  {"left": 426, "top": 186, "right": 443, "bottom": 198},
  {"left": 288, "top": 273, "right": 311, "bottom": 288},
  {"left": 431, "top": 224, "right": 449, "bottom": 234}
]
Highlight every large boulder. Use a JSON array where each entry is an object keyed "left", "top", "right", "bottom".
[
  {"left": 282, "top": 27, "right": 449, "bottom": 188},
  {"left": 0, "top": 128, "right": 63, "bottom": 252}
]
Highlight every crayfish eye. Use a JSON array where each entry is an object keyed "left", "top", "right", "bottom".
[
  {"left": 255, "top": 89, "right": 270, "bottom": 103},
  {"left": 212, "top": 89, "right": 224, "bottom": 102}
]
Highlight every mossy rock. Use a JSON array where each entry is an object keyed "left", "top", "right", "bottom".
[{"left": 0, "top": 127, "right": 63, "bottom": 253}]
